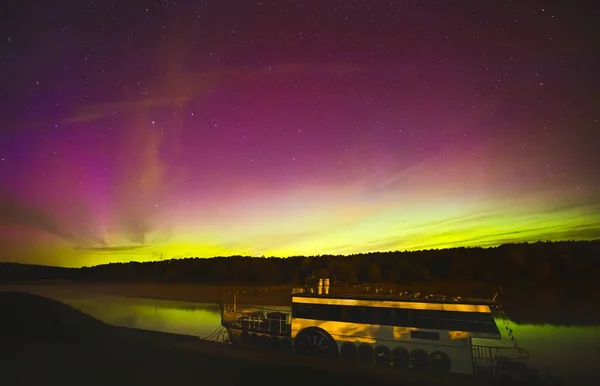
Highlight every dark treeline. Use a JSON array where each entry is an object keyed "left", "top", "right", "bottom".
[
  {"left": 1, "top": 240, "right": 598, "bottom": 285},
  {"left": 0, "top": 263, "right": 73, "bottom": 282},
  {"left": 2, "top": 240, "right": 600, "bottom": 325}
]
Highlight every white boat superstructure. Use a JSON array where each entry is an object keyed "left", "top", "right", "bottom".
[
  {"left": 291, "top": 292, "right": 502, "bottom": 375},
  {"left": 219, "top": 280, "right": 529, "bottom": 380}
]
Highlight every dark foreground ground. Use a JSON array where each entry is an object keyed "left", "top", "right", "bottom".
[{"left": 0, "top": 291, "right": 492, "bottom": 386}]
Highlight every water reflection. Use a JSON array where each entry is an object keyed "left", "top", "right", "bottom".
[
  {"left": 18, "top": 291, "right": 600, "bottom": 385},
  {"left": 58, "top": 294, "right": 223, "bottom": 338},
  {"left": 475, "top": 321, "right": 600, "bottom": 385}
]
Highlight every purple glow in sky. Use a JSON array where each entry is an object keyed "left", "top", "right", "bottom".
[{"left": 0, "top": 1, "right": 598, "bottom": 267}]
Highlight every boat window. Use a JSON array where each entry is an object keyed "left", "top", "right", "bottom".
[
  {"left": 292, "top": 303, "right": 325, "bottom": 320},
  {"left": 291, "top": 302, "right": 499, "bottom": 334},
  {"left": 324, "top": 305, "right": 342, "bottom": 321},
  {"left": 410, "top": 331, "right": 440, "bottom": 341},
  {"left": 472, "top": 320, "right": 501, "bottom": 334},
  {"left": 292, "top": 303, "right": 342, "bottom": 321},
  {"left": 413, "top": 310, "right": 454, "bottom": 330},
  {"left": 342, "top": 306, "right": 365, "bottom": 323},
  {"left": 410, "top": 310, "right": 499, "bottom": 333},
  {"left": 362, "top": 306, "right": 383, "bottom": 325},
  {"left": 414, "top": 316, "right": 446, "bottom": 330},
  {"left": 382, "top": 308, "right": 411, "bottom": 326}
]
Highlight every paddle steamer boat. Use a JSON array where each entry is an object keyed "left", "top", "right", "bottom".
[{"left": 219, "top": 278, "right": 529, "bottom": 380}]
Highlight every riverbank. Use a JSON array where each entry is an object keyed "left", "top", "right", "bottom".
[
  {"left": 2, "top": 280, "right": 598, "bottom": 326},
  {"left": 0, "top": 280, "right": 505, "bottom": 305},
  {"left": 0, "top": 281, "right": 296, "bottom": 305},
  {"left": 0, "top": 291, "right": 489, "bottom": 386}
]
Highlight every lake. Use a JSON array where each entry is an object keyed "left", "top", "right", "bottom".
[{"left": 17, "top": 290, "right": 600, "bottom": 385}]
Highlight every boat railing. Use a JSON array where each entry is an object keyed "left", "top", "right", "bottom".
[
  {"left": 472, "top": 344, "right": 530, "bottom": 363},
  {"left": 472, "top": 344, "right": 530, "bottom": 379},
  {"left": 221, "top": 308, "right": 292, "bottom": 336}
]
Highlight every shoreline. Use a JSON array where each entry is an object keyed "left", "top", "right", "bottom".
[
  {"left": 0, "top": 280, "right": 503, "bottom": 305},
  {"left": 1, "top": 291, "right": 488, "bottom": 386},
  {"left": 2, "top": 280, "right": 599, "bottom": 326},
  {"left": 0, "top": 281, "right": 295, "bottom": 305}
]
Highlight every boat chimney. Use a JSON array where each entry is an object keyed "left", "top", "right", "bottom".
[
  {"left": 323, "top": 278, "right": 330, "bottom": 295},
  {"left": 318, "top": 278, "right": 324, "bottom": 295}
]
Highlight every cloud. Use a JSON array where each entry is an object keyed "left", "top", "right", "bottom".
[
  {"left": 420, "top": 223, "right": 600, "bottom": 250},
  {"left": 110, "top": 111, "right": 168, "bottom": 245},
  {"left": 0, "top": 191, "right": 75, "bottom": 242},
  {"left": 63, "top": 61, "right": 361, "bottom": 250},
  {"left": 74, "top": 245, "right": 149, "bottom": 252},
  {"left": 321, "top": 200, "right": 600, "bottom": 254},
  {"left": 349, "top": 220, "right": 600, "bottom": 254},
  {"left": 0, "top": 191, "right": 108, "bottom": 249}
]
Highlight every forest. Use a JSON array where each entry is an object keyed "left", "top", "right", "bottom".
[{"left": 2, "top": 240, "right": 598, "bottom": 285}]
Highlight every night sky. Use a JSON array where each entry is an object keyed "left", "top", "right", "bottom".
[{"left": 1, "top": 1, "right": 598, "bottom": 267}]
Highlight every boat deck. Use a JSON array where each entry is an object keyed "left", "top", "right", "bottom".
[{"left": 292, "top": 292, "right": 498, "bottom": 306}]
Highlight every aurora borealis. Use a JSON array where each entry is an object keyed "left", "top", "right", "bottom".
[{"left": 1, "top": 1, "right": 598, "bottom": 267}]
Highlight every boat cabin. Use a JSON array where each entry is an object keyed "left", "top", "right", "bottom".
[
  {"left": 220, "top": 281, "right": 529, "bottom": 379},
  {"left": 291, "top": 293, "right": 502, "bottom": 339}
]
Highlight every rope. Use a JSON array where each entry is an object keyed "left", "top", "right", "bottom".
[
  {"left": 200, "top": 325, "right": 225, "bottom": 341},
  {"left": 496, "top": 302, "right": 519, "bottom": 348}
]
